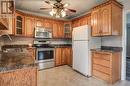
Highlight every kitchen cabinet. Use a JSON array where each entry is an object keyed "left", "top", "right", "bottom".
[
  {"left": 72, "top": 14, "right": 91, "bottom": 28},
  {"left": 92, "top": 51, "right": 121, "bottom": 84},
  {"left": 25, "top": 17, "right": 35, "bottom": 37},
  {"left": 91, "top": 9, "right": 101, "bottom": 36},
  {"left": 0, "top": 17, "right": 14, "bottom": 34},
  {"left": 43, "top": 19, "right": 53, "bottom": 29},
  {"left": 55, "top": 48, "right": 62, "bottom": 66},
  {"left": 80, "top": 17, "right": 88, "bottom": 26},
  {"left": 91, "top": 0, "right": 122, "bottom": 36},
  {"left": 15, "top": 12, "right": 25, "bottom": 36},
  {"left": 64, "top": 22, "right": 72, "bottom": 38},
  {"left": 65, "top": 47, "right": 72, "bottom": 66},
  {"left": 55, "top": 47, "right": 72, "bottom": 66},
  {"left": 72, "top": 19, "right": 80, "bottom": 28},
  {"left": 53, "top": 21, "right": 64, "bottom": 38},
  {"left": 35, "top": 18, "right": 43, "bottom": 27}
]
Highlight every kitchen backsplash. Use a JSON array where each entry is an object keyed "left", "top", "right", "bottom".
[
  {"left": 3, "top": 36, "right": 34, "bottom": 45},
  {"left": 101, "top": 36, "right": 122, "bottom": 47},
  {"left": 0, "top": 38, "right": 4, "bottom": 51},
  {"left": 2, "top": 36, "right": 72, "bottom": 46}
]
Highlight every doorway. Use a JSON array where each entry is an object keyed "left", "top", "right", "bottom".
[{"left": 126, "top": 13, "right": 130, "bottom": 80}]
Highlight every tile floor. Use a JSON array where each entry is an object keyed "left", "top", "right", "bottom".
[{"left": 38, "top": 65, "right": 130, "bottom": 86}]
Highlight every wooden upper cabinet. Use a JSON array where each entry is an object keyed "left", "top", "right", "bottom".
[
  {"left": 43, "top": 19, "right": 53, "bottom": 29},
  {"left": 87, "top": 15, "right": 91, "bottom": 26},
  {"left": 0, "top": 18, "right": 14, "bottom": 35},
  {"left": 72, "top": 19, "right": 80, "bottom": 28},
  {"left": 25, "top": 17, "right": 35, "bottom": 37},
  {"left": 72, "top": 14, "right": 91, "bottom": 28},
  {"left": 91, "top": 0, "right": 123, "bottom": 37},
  {"left": 91, "top": 8, "right": 101, "bottom": 36},
  {"left": 58, "top": 22, "right": 64, "bottom": 38},
  {"left": 53, "top": 21, "right": 58, "bottom": 38},
  {"left": 100, "top": 4, "right": 111, "bottom": 36},
  {"left": 15, "top": 12, "right": 25, "bottom": 36},
  {"left": 80, "top": 17, "right": 88, "bottom": 26},
  {"left": 64, "top": 21, "right": 72, "bottom": 38},
  {"left": 53, "top": 21, "right": 64, "bottom": 38},
  {"left": 35, "top": 18, "right": 43, "bottom": 27}
]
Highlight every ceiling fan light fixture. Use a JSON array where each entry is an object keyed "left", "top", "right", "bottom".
[
  {"left": 64, "top": 3, "right": 69, "bottom": 7},
  {"left": 61, "top": 10, "right": 66, "bottom": 17},
  {"left": 49, "top": 9, "right": 56, "bottom": 16}
]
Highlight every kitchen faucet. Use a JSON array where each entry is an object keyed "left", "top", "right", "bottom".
[{"left": 0, "top": 34, "right": 12, "bottom": 41}]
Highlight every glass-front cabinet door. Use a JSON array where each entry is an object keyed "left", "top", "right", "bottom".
[{"left": 15, "top": 12, "right": 25, "bottom": 35}]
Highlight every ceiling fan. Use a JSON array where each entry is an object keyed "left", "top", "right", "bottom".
[{"left": 40, "top": 0, "right": 76, "bottom": 18}]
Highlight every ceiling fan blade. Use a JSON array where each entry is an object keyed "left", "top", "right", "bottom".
[
  {"left": 65, "top": 8, "right": 76, "bottom": 13},
  {"left": 40, "top": 8, "right": 52, "bottom": 10},
  {"left": 44, "top": 1, "right": 51, "bottom": 4},
  {"left": 56, "top": 0, "right": 62, "bottom": 3}
]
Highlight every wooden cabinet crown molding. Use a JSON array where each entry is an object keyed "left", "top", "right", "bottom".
[{"left": 92, "top": 0, "right": 123, "bottom": 10}]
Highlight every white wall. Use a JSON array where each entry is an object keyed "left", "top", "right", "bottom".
[{"left": 101, "top": 36, "right": 122, "bottom": 47}]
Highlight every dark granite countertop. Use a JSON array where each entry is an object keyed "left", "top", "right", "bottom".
[
  {"left": 52, "top": 44, "right": 72, "bottom": 48},
  {"left": 91, "top": 46, "right": 122, "bottom": 53},
  {"left": 0, "top": 52, "right": 36, "bottom": 72}
]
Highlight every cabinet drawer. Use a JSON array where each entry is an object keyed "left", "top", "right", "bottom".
[
  {"left": 93, "top": 64, "right": 111, "bottom": 75},
  {"left": 93, "top": 52, "right": 111, "bottom": 61},
  {"left": 93, "top": 70, "right": 110, "bottom": 82},
  {"left": 93, "top": 58, "right": 110, "bottom": 68}
]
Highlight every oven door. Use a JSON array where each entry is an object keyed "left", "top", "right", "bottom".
[{"left": 36, "top": 48, "right": 54, "bottom": 63}]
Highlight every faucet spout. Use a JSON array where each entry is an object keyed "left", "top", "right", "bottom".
[{"left": 0, "top": 34, "right": 12, "bottom": 41}]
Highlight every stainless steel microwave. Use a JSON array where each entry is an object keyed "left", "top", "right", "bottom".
[{"left": 34, "top": 27, "right": 52, "bottom": 38}]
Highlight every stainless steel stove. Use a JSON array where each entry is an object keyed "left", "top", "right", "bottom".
[{"left": 34, "top": 40, "right": 55, "bottom": 70}]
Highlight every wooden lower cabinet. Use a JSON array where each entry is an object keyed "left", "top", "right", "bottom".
[
  {"left": 55, "top": 47, "right": 72, "bottom": 66},
  {"left": 55, "top": 48, "right": 62, "bottom": 66},
  {"left": 92, "top": 51, "right": 121, "bottom": 84},
  {"left": 0, "top": 67, "right": 37, "bottom": 86}
]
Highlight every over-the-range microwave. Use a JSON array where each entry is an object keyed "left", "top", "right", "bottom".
[{"left": 34, "top": 27, "right": 52, "bottom": 38}]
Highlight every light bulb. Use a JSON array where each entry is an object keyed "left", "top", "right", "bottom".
[
  {"left": 49, "top": 11, "right": 53, "bottom": 16},
  {"left": 61, "top": 10, "right": 66, "bottom": 17},
  {"left": 64, "top": 3, "right": 69, "bottom": 7}
]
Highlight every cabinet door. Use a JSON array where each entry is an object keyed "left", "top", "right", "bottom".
[
  {"left": 43, "top": 19, "right": 53, "bottom": 29},
  {"left": 55, "top": 48, "right": 62, "bottom": 66},
  {"left": 35, "top": 18, "right": 43, "bottom": 27},
  {"left": 25, "top": 17, "right": 35, "bottom": 37},
  {"left": 58, "top": 22, "right": 64, "bottom": 38},
  {"left": 0, "top": 18, "right": 14, "bottom": 34},
  {"left": 80, "top": 17, "right": 88, "bottom": 26},
  {"left": 66, "top": 48, "right": 72, "bottom": 66},
  {"left": 15, "top": 13, "right": 25, "bottom": 36},
  {"left": 61, "top": 48, "right": 67, "bottom": 65},
  {"left": 64, "top": 22, "right": 72, "bottom": 38},
  {"left": 53, "top": 21, "right": 59, "bottom": 38},
  {"left": 72, "top": 19, "right": 80, "bottom": 28},
  {"left": 91, "top": 9, "right": 101, "bottom": 36},
  {"left": 87, "top": 16, "right": 91, "bottom": 26},
  {"left": 100, "top": 5, "right": 111, "bottom": 36}
]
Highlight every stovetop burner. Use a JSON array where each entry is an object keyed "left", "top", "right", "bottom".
[{"left": 33, "top": 44, "right": 54, "bottom": 48}]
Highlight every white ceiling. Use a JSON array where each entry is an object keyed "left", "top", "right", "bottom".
[{"left": 15, "top": 0, "right": 123, "bottom": 20}]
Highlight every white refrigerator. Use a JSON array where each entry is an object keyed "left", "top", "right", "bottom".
[{"left": 72, "top": 25, "right": 101, "bottom": 77}]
